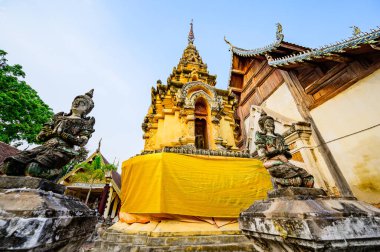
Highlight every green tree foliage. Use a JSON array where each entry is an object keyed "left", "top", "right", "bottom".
[
  {"left": 0, "top": 49, "right": 53, "bottom": 145},
  {"left": 73, "top": 154, "right": 117, "bottom": 205}
]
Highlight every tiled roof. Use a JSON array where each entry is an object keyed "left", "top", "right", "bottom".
[
  {"left": 0, "top": 142, "right": 20, "bottom": 164},
  {"left": 268, "top": 26, "right": 380, "bottom": 67},
  {"left": 225, "top": 23, "right": 284, "bottom": 57},
  {"left": 111, "top": 170, "right": 121, "bottom": 190}
]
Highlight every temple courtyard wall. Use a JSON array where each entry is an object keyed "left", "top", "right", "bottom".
[{"left": 310, "top": 68, "right": 380, "bottom": 204}]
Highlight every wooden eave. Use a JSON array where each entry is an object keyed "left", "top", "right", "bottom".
[
  {"left": 268, "top": 27, "right": 380, "bottom": 68},
  {"left": 280, "top": 41, "right": 309, "bottom": 52},
  {"left": 273, "top": 45, "right": 380, "bottom": 70},
  {"left": 232, "top": 41, "right": 309, "bottom": 59}
]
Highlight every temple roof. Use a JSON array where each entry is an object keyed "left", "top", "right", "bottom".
[
  {"left": 267, "top": 26, "right": 380, "bottom": 67},
  {"left": 226, "top": 24, "right": 380, "bottom": 69},
  {"left": 110, "top": 170, "right": 121, "bottom": 192},
  {"left": 58, "top": 142, "right": 119, "bottom": 187},
  {"left": 225, "top": 23, "right": 284, "bottom": 57},
  {"left": 0, "top": 142, "right": 19, "bottom": 164},
  {"left": 225, "top": 23, "right": 309, "bottom": 58},
  {"left": 225, "top": 24, "right": 309, "bottom": 86}
]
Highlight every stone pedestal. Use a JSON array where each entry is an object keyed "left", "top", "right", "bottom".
[
  {"left": 239, "top": 187, "right": 380, "bottom": 251},
  {"left": 0, "top": 176, "right": 97, "bottom": 251}
]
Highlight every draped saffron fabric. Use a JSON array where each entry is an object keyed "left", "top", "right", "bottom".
[{"left": 120, "top": 153, "right": 272, "bottom": 218}]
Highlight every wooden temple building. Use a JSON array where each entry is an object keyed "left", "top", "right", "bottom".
[
  {"left": 59, "top": 147, "right": 122, "bottom": 221},
  {"left": 226, "top": 24, "right": 380, "bottom": 206}
]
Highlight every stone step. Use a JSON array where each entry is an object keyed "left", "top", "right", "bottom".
[
  {"left": 95, "top": 241, "right": 257, "bottom": 252},
  {"left": 101, "top": 233, "right": 250, "bottom": 246},
  {"left": 93, "top": 230, "right": 257, "bottom": 252}
]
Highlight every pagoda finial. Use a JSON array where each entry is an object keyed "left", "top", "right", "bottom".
[{"left": 188, "top": 19, "right": 195, "bottom": 44}]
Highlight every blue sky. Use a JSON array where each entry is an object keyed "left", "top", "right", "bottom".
[{"left": 1, "top": 0, "right": 379, "bottom": 168}]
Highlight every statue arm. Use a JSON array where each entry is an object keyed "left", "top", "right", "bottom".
[
  {"left": 255, "top": 132, "right": 267, "bottom": 160},
  {"left": 60, "top": 117, "right": 95, "bottom": 147},
  {"left": 36, "top": 112, "right": 63, "bottom": 141},
  {"left": 255, "top": 132, "right": 285, "bottom": 159},
  {"left": 275, "top": 134, "right": 292, "bottom": 159},
  {"left": 60, "top": 132, "right": 88, "bottom": 146},
  {"left": 36, "top": 123, "right": 54, "bottom": 141}
]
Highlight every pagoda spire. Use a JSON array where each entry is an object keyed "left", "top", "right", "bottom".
[
  {"left": 188, "top": 19, "right": 194, "bottom": 44},
  {"left": 165, "top": 20, "right": 216, "bottom": 86}
]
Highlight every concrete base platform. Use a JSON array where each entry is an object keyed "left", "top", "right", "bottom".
[
  {"left": 0, "top": 176, "right": 97, "bottom": 251},
  {"left": 93, "top": 221, "right": 257, "bottom": 251},
  {"left": 239, "top": 187, "right": 380, "bottom": 252}
]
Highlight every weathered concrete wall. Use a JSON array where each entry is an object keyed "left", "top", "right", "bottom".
[
  {"left": 261, "top": 83, "right": 304, "bottom": 122},
  {"left": 239, "top": 187, "right": 380, "bottom": 251},
  {"left": 243, "top": 82, "right": 301, "bottom": 152},
  {"left": 0, "top": 176, "right": 97, "bottom": 252},
  {"left": 311, "top": 69, "right": 380, "bottom": 204}
]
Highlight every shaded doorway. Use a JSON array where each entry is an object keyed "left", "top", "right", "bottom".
[{"left": 195, "top": 118, "right": 207, "bottom": 149}]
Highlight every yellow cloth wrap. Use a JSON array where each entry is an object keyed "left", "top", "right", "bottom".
[{"left": 120, "top": 153, "right": 272, "bottom": 218}]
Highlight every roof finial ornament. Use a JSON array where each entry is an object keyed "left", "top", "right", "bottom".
[
  {"left": 188, "top": 19, "right": 195, "bottom": 44},
  {"left": 97, "top": 138, "right": 102, "bottom": 153},
  {"left": 276, "top": 23, "right": 283, "bottom": 40},
  {"left": 350, "top": 25, "right": 361, "bottom": 36},
  {"left": 224, "top": 36, "right": 234, "bottom": 48}
]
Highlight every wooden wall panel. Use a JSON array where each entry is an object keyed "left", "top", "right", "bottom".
[
  {"left": 258, "top": 71, "right": 283, "bottom": 99},
  {"left": 230, "top": 75, "right": 243, "bottom": 89}
]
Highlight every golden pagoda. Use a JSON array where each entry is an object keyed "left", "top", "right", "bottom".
[
  {"left": 142, "top": 21, "right": 239, "bottom": 152},
  {"left": 95, "top": 22, "right": 272, "bottom": 251}
]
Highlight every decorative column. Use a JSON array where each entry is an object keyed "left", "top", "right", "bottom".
[
  {"left": 283, "top": 122, "right": 326, "bottom": 190},
  {"left": 184, "top": 108, "right": 196, "bottom": 146}
]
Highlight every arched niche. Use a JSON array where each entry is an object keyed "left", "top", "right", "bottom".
[
  {"left": 178, "top": 81, "right": 222, "bottom": 112},
  {"left": 188, "top": 85, "right": 212, "bottom": 98}
]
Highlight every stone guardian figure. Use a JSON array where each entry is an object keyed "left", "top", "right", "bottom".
[
  {"left": 255, "top": 112, "right": 314, "bottom": 188},
  {"left": 0, "top": 89, "right": 95, "bottom": 181}
]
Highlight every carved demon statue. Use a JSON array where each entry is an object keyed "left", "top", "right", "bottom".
[
  {"left": 0, "top": 90, "right": 95, "bottom": 181},
  {"left": 255, "top": 112, "right": 314, "bottom": 188}
]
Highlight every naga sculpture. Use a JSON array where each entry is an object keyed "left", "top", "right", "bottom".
[
  {"left": 0, "top": 89, "right": 95, "bottom": 181},
  {"left": 255, "top": 112, "right": 314, "bottom": 188}
]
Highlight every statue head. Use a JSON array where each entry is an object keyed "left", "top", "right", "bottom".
[
  {"left": 258, "top": 112, "right": 275, "bottom": 134},
  {"left": 70, "top": 89, "right": 94, "bottom": 118}
]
